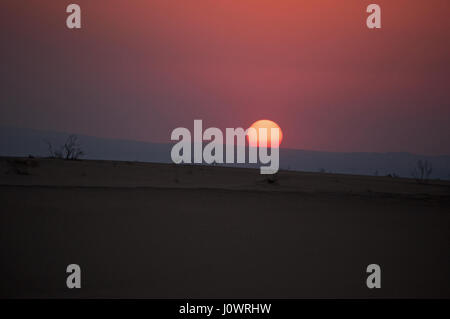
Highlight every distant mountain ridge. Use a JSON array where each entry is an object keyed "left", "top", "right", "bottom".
[{"left": 1, "top": 126, "right": 449, "bottom": 179}]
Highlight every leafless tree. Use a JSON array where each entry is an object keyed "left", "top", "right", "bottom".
[
  {"left": 63, "top": 135, "right": 84, "bottom": 160},
  {"left": 411, "top": 159, "right": 432, "bottom": 183},
  {"left": 45, "top": 135, "right": 84, "bottom": 160},
  {"left": 45, "top": 140, "right": 63, "bottom": 159}
]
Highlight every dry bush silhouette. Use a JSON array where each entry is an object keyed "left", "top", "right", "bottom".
[
  {"left": 45, "top": 140, "right": 63, "bottom": 159},
  {"left": 7, "top": 158, "right": 39, "bottom": 175},
  {"left": 411, "top": 159, "right": 432, "bottom": 183},
  {"left": 45, "top": 135, "right": 85, "bottom": 160},
  {"left": 266, "top": 173, "right": 278, "bottom": 184}
]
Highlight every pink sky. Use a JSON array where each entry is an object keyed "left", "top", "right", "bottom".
[{"left": 1, "top": 0, "right": 449, "bottom": 154}]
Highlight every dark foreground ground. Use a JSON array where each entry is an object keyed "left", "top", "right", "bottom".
[{"left": 0, "top": 157, "right": 449, "bottom": 298}]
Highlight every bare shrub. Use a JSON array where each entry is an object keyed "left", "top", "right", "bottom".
[
  {"left": 63, "top": 135, "right": 84, "bottom": 160},
  {"left": 45, "top": 140, "right": 63, "bottom": 159},
  {"left": 7, "top": 158, "right": 39, "bottom": 175},
  {"left": 266, "top": 173, "right": 278, "bottom": 184},
  {"left": 45, "top": 135, "right": 85, "bottom": 160},
  {"left": 411, "top": 159, "right": 432, "bottom": 183}
]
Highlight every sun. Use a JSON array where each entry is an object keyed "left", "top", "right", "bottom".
[{"left": 247, "top": 119, "right": 283, "bottom": 148}]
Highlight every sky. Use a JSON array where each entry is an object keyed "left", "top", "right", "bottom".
[{"left": 1, "top": 0, "right": 449, "bottom": 155}]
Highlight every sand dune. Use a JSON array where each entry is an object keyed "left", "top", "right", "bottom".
[
  {"left": 1, "top": 157, "right": 449, "bottom": 298},
  {"left": 2, "top": 157, "right": 449, "bottom": 196}
]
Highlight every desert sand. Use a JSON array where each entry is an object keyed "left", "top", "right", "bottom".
[{"left": 1, "top": 157, "right": 449, "bottom": 298}]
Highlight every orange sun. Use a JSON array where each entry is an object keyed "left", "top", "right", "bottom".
[{"left": 247, "top": 119, "right": 283, "bottom": 148}]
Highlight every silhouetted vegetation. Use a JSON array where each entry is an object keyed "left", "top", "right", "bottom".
[
  {"left": 45, "top": 135, "right": 85, "bottom": 160},
  {"left": 7, "top": 158, "right": 39, "bottom": 175},
  {"left": 266, "top": 173, "right": 278, "bottom": 184},
  {"left": 411, "top": 159, "right": 432, "bottom": 183}
]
